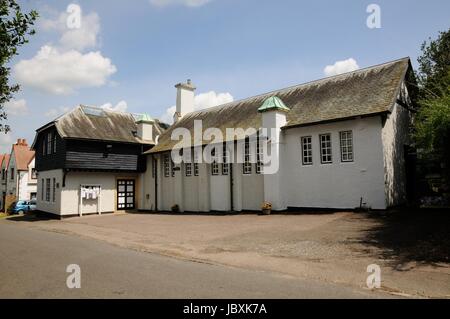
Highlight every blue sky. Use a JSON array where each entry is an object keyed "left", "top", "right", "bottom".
[{"left": 2, "top": 0, "right": 449, "bottom": 152}]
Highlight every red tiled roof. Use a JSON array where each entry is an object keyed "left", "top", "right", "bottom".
[
  {"left": 11, "top": 140, "right": 35, "bottom": 171},
  {"left": 2, "top": 154, "right": 10, "bottom": 169}
]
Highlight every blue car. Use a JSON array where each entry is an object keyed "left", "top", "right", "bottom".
[{"left": 9, "top": 200, "right": 36, "bottom": 215}]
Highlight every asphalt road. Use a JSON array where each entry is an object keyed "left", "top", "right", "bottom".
[{"left": 0, "top": 221, "right": 390, "bottom": 298}]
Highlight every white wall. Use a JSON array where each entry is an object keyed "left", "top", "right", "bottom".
[
  {"left": 241, "top": 173, "right": 264, "bottom": 210},
  {"left": 6, "top": 151, "right": 16, "bottom": 196},
  {"left": 36, "top": 169, "right": 63, "bottom": 215},
  {"left": 143, "top": 144, "right": 264, "bottom": 213},
  {"left": 382, "top": 93, "right": 411, "bottom": 207},
  {"left": 17, "top": 158, "right": 37, "bottom": 200},
  {"left": 37, "top": 170, "right": 140, "bottom": 216},
  {"left": 282, "top": 116, "right": 387, "bottom": 210}
]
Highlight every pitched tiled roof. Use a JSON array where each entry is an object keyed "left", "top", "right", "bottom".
[
  {"left": 38, "top": 106, "right": 168, "bottom": 145},
  {"left": 149, "top": 57, "right": 411, "bottom": 153},
  {"left": 0, "top": 154, "right": 5, "bottom": 169},
  {"left": 2, "top": 154, "right": 10, "bottom": 169},
  {"left": 12, "top": 144, "right": 35, "bottom": 171}
]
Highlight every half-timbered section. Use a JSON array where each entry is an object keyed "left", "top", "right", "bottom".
[{"left": 32, "top": 105, "right": 166, "bottom": 217}]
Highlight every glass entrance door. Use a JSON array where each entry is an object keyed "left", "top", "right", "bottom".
[{"left": 117, "top": 180, "right": 135, "bottom": 210}]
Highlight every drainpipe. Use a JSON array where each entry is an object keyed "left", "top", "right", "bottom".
[
  {"left": 154, "top": 157, "right": 158, "bottom": 211},
  {"left": 229, "top": 162, "right": 234, "bottom": 212}
]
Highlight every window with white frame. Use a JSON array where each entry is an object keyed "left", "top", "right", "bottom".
[
  {"left": 319, "top": 134, "right": 332, "bottom": 164},
  {"left": 222, "top": 143, "right": 229, "bottom": 175},
  {"left": 211, "top": 147, "right": 219, "bottom": 176},
  {"left": 243, "top": 137, "right": 252, "bottom": 174},
  {"left": 185, "top": 162, "right": 192, "bottom": 176},
  {"left": 41, "top": 179, "right": 44, "bottom": 201},
  {"left": 340, "top": 131, "right": 354, "bottom": 162},
  {"left": 45, "top": 178, "right": 51, "bottom": 202},
  {"left": 301, "top": 136, "right": 313, "bottom": 165},
  {"left": 256, "top": 134, "right": 263, "bottom": 174},
  {"left": 163, "top": 154, "right": 170, "bottom": 177},
  {"left": 194, "top": 150, "right": 199, "bottom": 176}
]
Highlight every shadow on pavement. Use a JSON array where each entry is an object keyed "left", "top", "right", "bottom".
[
  {"left": 359, "top": 208, "right": 450, "bottom": 269},
  {"left": 5, "top": 211, "right": 58, "bottom": 222}
]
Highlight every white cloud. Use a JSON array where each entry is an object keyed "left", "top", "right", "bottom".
[
  {"left": 0, "top": 133, "right": 13, "bottom": 154},
  {"left": 4, "top": 99, "right": 29, "bottom": 116},
  {"left": 60, "top": 12, "right": 100, "bottom": 51},
  {"left": 160, "top": 91, "right": 233, "bottom": 124},
  {"left": 324, "top": 58, "right": 360, "bottom": 77},
  {"left": 100, "top": 100, "right": 128, "bottom": 112},
  {"left": 150, "top": 0, "right": 212, "bottom": 7},
  {"left": 45, "top": 106, "right": 71, "bottom": 118},
  {"left": 40, "top": 10, "right": 100, "bottom": 51},
  {"left": 15, "top": 8, "right": 114, "bottom": 96},
  {"left": 194, "top": 91, "right": 234, "bottom": 110},
  {"left": 14, "top": 45, "right": 117, "bottom": 95},
  {"left": 160, "top": 106, "right": 176, "bottom": 124}
]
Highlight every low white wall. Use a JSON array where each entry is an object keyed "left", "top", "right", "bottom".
[{"left": 282, "top": 117, "right": 386, "bottom": 210}]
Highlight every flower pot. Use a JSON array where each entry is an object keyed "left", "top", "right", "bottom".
[{"left": 262, "top": 208, "right": 271, "bottom": 215}]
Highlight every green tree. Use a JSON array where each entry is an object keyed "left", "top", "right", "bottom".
[
  {"left": 0, "top": 0, "right": 38, "bottom": 132},
  {"left": 416, "top": 28, "right": 450, "bottom": 100},
  {"left": 415, "top": 29, "right": 450, "bottom": 186}
]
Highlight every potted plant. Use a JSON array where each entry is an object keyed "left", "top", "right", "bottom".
[
  {"left": 261, "top": 201, "right": 272, "bottom": 215},
  {"left": 171, "top": 204, "right": 180, "bottom": 213}
]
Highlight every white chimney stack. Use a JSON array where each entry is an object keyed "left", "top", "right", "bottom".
[{"left": 174, "top": 79, "right": 196, "bottom": 123}]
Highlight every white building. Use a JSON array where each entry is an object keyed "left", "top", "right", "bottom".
[
  {"left": 142, "top": 58, "right": 415, "bottom": 212},
  {"left": 1, "top": 139, "right": 37, "bottom": 208},
  {"left": 32, "top": 107, "right": 167, "bottom": 217},
  {"left": 33, "top": 57, "right": 416, "bottom": 217}
]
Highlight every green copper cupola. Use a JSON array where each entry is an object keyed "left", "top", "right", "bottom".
[
  {"left": 136, "top": 113, "right": 154, "bottom": 124},
  {"left": 258, "top": 96, "right": 290, "bottom": 113}
]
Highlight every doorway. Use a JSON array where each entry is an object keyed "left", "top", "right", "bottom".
[{"left": 117, "top": 179, "right": 135, "bottom": 210}]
